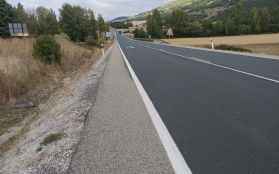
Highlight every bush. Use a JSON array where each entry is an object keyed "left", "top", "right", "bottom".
[
  {"left": 33, "top": 35, "right": 61, "bottom": 64},
  {"left": 40, "top": 133, "right": 64, "bottom": 146},
  {"left": 86, "top": 36, "right": 103, "bottom": 47},
  {"left": 215, "top": 44, "right": 252, "bottom": 53},
  {"left": 134, "top": 28, "right": 147, "bottom": 38}
]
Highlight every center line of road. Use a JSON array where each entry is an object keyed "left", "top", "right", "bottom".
[{"left": 142, "top": 45, "right": 279, "bottom": 84}]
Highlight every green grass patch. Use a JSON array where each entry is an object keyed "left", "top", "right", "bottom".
[{"left": 40, "top": 133, "right": 64, "bottom": 146}]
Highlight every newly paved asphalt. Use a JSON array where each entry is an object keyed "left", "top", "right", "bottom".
[{"left": 117, "top": 34, "right": 279, "bottom": 174}]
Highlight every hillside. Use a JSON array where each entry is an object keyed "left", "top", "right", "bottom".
[
  {"left": 131, "top": 0, "right": 279, "bottom": 20},
  {"left": 111, "top": 16, "right": 129, "bottom": 23}
]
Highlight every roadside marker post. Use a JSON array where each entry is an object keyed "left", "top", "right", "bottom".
[{"left": 211, "top": 39, "right": 215, "bottom": 49}]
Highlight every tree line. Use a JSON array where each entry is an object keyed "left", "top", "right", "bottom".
[
  {"left": 139, "top": 0, "right": 279, "bottom": 38},
  {"left": 0, "top": 0, "right": 109, "bottom": 42}
]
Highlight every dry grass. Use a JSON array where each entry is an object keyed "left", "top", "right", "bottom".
[
  {"left": 0, "top": 36, "right": 105, "bottom": 153},
  {"left": 57, "top": 36, "right": 97, "bottom": 73},
  {"left": 162, "top": 33, "right": 279, "bottom": 56},
  {"left": 0, "top": 38, "right": 51, "bottom": 104},
  {"left": 0, "top": 36, "right": 99, "bottom": 105}
]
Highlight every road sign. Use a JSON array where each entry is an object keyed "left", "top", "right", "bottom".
[{"left": 8, "top": 23, "right": 29, "bottom": 37}]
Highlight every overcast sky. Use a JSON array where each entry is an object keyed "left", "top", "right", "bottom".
[{"left": 7, "top": 0, "right": 171, "bottom": 20}]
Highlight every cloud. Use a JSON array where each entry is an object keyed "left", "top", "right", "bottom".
[{"left": 7, "top": 0, "right": 170, "bottom": 20}]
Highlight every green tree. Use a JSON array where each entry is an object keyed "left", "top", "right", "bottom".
[
  {"left": 33, "top": 35, "right": 61, "bottom": 65},
  {"left": 0, "top": 0, "right": 17, "bottom": 37},
  {"left": 259, "top": 8, "right": 271, "bottom": 32},
  {"left": 211, "top": 21, "right": 224, "bottom": 35},
  {"left": 15, "top": 3, "right": 27, "bottom": 23},
  {"left": 146, "top": 9, "right": 162, "bottom": 38},
  {"left": 60, "top": 4, "right": 105, "bottom": 42},
  {"left": 168, "top": 9, "right": 189, "bottom": 37},
  {"left": 250, "top": 7, "right": 261, "bottom": 33},
  {"left": 87, "top": 9, "right": 98, "bottom": 39},
  {"left": 36, "top": 7, "right": 59, "bottom": 35},
  {"left": 25, "top": 12, "right": 38, "bottom": 35},
  {"left": 133, "top": 28, "right": 147, "bottom": 38},
  {"left": 225, "top": 18, "right": 236, "bottom": 35},
  {"left": 188, "top": 21, "right": 203, "bottom": 36},
  {"left": 97, "top": 14, "right": 107, "bottom": 33},
  {"left": 60, "top": 4, "right": 91, "bottom": 41}
]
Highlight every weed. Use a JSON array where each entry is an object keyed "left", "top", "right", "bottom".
[{"left": 40, "top": 133, "right": 64, "bottom": 146}]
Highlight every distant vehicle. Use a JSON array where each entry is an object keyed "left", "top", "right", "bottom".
[{"left": 8, "top": 23, "right": 29, "bottom": 37}]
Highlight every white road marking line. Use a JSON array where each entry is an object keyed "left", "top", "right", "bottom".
[
  {"left": 117, "top": 41, "right": 192, "bottom": 174},
  {"left": 127, "top": 46, "right": 135, "bottom": 49},
  {"left": 143, "top": 45, "right": 279, "bottom": 84}
]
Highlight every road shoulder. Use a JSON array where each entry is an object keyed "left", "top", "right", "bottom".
[{"left": 68, "top": 43, "right": 174, "bottom": 174}]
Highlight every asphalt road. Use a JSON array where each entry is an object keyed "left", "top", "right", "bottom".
[{"left": 117, "top": 34, "right": 279, "bottom": 174}]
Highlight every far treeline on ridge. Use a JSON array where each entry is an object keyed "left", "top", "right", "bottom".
[
  {"left": 113, "top": 0, "right": 279, "bottom": 39},
  {"left": 0, "top": 0, "right": 109, "bottom": 43}
]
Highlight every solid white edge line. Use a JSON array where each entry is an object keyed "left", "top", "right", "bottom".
[{"left": 116, "top": 40, "right": 192, "bottom": 174}]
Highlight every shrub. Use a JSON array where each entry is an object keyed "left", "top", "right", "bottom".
[
  {"left": 134, "top": 28, "right": 147, "bottom": 38},
  {"left": 33, "top": 35, "right": 61, "bottom": 64},
  {"left": 215, "top": 44, "right": 252, "bottom": 53},
  {"left": 40, "top": 133, "right": 64, "bottom": 146},
  {"left": 86, "top": 36, "right": 103, "bottom": 47}
]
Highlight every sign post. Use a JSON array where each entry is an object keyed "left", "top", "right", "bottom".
[{"left": 166, "top": 28, "right": 174, "bottom": 39}]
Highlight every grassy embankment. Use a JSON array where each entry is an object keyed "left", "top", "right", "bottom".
[
  {"left": 0, "top": 36, "right": 105, "bottom": 145},
  {"left": 162, "top": 33, "right": 279, "bottom": 56}
]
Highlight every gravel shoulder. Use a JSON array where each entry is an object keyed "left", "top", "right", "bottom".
[
  {"left": 0, "top": 46, "right": 111, "bottom": 174},
  {"left": 68, "top": 43, "right": 174, "bottom": 174}
]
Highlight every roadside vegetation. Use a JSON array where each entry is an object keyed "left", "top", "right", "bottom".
[
  {"left": 162, "top": 33, "right": 279, "bottom": 56},
  {"left": 115, "top": 0, "right": 279, "bottom": 39},
  {"left": 0, "top": 0, "right": 112, "bottom": 156},
  {"left": 214, "top": 45, "right": 252, "bottom": 53},
  {"left": 0, "top": 0, "right": 110, "bottom": 105},
  {"left": 113, "top": 0, "right": 279, "bottom": 55}
]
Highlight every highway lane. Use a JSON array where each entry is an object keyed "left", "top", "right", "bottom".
[
  {"left": 125, "top": 37, "right": 279, "bottom": 81},
  {"left": 117, "top": 35, "right": 279, "bottom": 174}
]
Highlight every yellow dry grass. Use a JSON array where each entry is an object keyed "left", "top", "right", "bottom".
[
  {"left": 0, "top": 36, "right": 99, "bottom": 105},
  {"left": 0, "top": 38, "right": 48, "bottom": 104},
  {"left": 162, "top": 33, "right": 279, "bottom": 56},
  {"left": 163, "top": 33, "right": 279, "bottom": 46}
]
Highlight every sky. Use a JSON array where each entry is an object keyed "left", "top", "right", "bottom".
[{"left": 7, "top": 0, "right": 171, "bottom": 20}]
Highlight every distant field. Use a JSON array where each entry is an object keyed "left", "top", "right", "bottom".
[{"left": 162, "top": 33, "right": 279, "bottom": 56}]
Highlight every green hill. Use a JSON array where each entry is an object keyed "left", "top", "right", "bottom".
[{"left": 131, "top": 0, "right": 279, "bottom": 20}]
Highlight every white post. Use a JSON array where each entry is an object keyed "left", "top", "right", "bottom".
[
  {"left": 102, "top": 48, "right": 105, "bottom": 56},
  {"left": 211, "top": 39, "right": 215, "bottom": 50}
]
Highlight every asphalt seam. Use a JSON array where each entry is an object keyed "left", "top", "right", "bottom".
[
  {"left": 141, "top": 45, "right": 279, "bottom": 84},
  {"left": 117, "top": 40, "right": 193, "bottom": 174}
]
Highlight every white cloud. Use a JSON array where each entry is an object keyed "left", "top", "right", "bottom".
[{"left": 7, "top": 0, "right": 171, "bottom": 20}]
